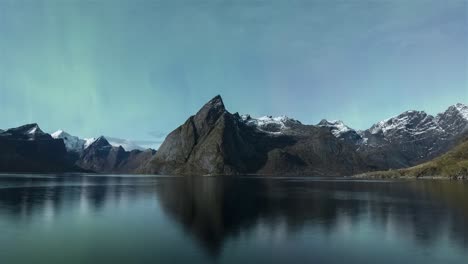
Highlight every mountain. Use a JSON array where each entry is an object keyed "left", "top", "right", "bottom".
[
  {"left": 435, "top": 103, "right": 468, "bottom": 136},
  {"left": 51, "top": 130, "right": 86, "bottom": 152},
  {"left": 140, "top": 97, "right": 467, "bottom": 176},
  {"left": 105, "top": 137, "right": 146, "bottom": 151},
  {"left": 139, "top": 95, "right": 369, "bottom": 176},
  {"left": 357, "top": 110, "right": 446, "bottom": 169},
  {"left": 51, "top": 131, "right": 145, "bottom": 152},
  {"left": 356, "top": 134, "right": 468, "bottom": 179},
  {"left": 1, "top": 100, "right": 465, "bottom": 176},
  {"left": 317, "top": 104, "right": 468, "bottom": 170},
  {"left": 317, "top": 119, "right": 363, "bottom": 145},
  {"left": 50, "top": 130, "right": 156, "bottom": 173},
  {"left": 240, "top": 115, "right": 302, "bottom": 134},
  {"left": 77, "top": 136, "right": 156, "bottom": 173},
  {"left": 0, "top": 124, "right": 79, "bottom": 172}
]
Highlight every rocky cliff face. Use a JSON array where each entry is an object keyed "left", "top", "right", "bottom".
[
  {"left": 140, "top": 95, "right": 256, "bottom": 175},
  {"left": 140, "top": 96, "right": 369, "bottom": 176},
  {"left": 0, "top": 124, "right": 78, "bottom": 172}
]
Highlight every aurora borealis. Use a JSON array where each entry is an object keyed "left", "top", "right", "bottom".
[{"left": 0, "top": 0, "right": 466, "bottom": 147}]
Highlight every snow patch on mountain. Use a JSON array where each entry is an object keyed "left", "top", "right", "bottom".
[
  {"left": 318, "top": 119, "right": 353, "bottom": 137},
  {"left": 84, "top": 138, "right": 97, "bottom": 149},
  {"left": 28, "top": 125, "right": 40, "bottom": 135},
  {"left": 240, "top": 115, "right": 301, "bottom": 134},
  {"left": 454, "top": 103, "right": 468, "bottom": 120},
  {"left": 23, "top": 124, "right": 46, "bottom": 136},
  {"left": 367, "top": 110, "right": 443, "bottom": 137}
]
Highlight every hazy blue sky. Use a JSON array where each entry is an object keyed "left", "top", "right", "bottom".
[{"left": 0, "top": 0, "right": 467, "bottom": 147}]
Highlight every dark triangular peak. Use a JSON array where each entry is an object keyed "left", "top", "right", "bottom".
[
  {"left": 89, "top": 136, "right": 112, "bottom": 149},
  {"left": 6, "top": 123, "right": 44, "bottom": 135},
  {"left": 197, "top": 95, "right": 225, "bottom": 113},
  {"left": 317, "top": 119, "right": 330, "bottom": 126},
  {"left": 193, "top": 95, "right": 227, "bottom": 135}
]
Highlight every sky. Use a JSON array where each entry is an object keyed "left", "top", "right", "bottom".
[{"left": 0, "top": 0, "right": 467, "bottom": 148}]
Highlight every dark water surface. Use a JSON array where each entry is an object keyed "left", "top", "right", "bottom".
[{"left": 0, "top": 174, "right": 467, "bottom": 264}]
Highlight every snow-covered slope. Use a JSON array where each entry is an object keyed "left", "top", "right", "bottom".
[
  {"left": 453, "top": 103, "right": 468, "bottom": 120},
  {"left": 366, "top": 110, "right": 444, "bottom": 140},
  {"left": 84, "top": 137, "right": 97, "bottom": 149},
  {"left": 240, "top": 115, "right": 301, "bottom": 134},
  {"left": 51, "top": 130, "right": 86, "bottom": 152},
  {"left": 27, "top": 124, "right": 44, "bottom": 135},
  {"left": 318, "top": 119, "right": 354, "bottom": 137},
  {"left": 317, "top": 119, "right": 363, "bottom": 145}
]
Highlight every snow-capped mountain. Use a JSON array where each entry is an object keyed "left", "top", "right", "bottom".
[
  {"left": 318, "top": 103, "right": 468, "bottom": 147},
  {"left": 0, "top": 124, "right": 74, "bottom": 172},
  {"left": 240, "top": 115, "right": 301, "bottom": 134},
  {"left": 51, "top": 130, "right": 147, "bottom": 152},
  {"left": 362, "top": 104, "right": 467, "bottom": 144},
  {"left": 51, "top": 130, "right": 86, "bottom": 152},
  {"left": 367, "top": 111, "right": 441, "bottom": 137},
  {"left": 1, "top": 123, "right": 50, "bottom": 141},
  {"left": 236, "top": 104, "right": 467, "bottom": 168},
  {"left": 316, "top": 103, "right": 468, "bottom": 168},
  {"left": 318, "top": 120, "right": 352, "bottom": 137},
  {"left": 435, "top": 103, "right": 468, "bottom": 136},
  {"left": 317, "top": 119, "right": 363, "bottom": 144},
  {"left": 361, "top": 110, "right": 446, "bottom": 149},
  {"left": 1, "top": 97, "right": 466, "bottom": 175}
]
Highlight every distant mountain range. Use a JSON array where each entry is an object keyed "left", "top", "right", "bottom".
[
  {"left": 0, "top": 125, "right": 156, "bottom": 173},
  {"left": 319, "top": 103, "right": 468, "bottom": 169},
  {"left": 51, "top": 130, "right": 146, "bottom": 152},
  {"left": 0, "top": 96, "right": 467, "bottom": 177}
]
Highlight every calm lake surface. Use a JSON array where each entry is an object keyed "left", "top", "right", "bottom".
[{"left": 0, "top": 174, "right": 467, "bottom": 264}]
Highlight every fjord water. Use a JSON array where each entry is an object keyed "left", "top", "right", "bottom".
[{"left": 0, "top": 175, "right": 467, "bottom": 264}]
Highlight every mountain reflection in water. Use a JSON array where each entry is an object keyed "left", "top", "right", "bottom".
[{"left": 0, "top": 175, "right": 467, "bottom": 264}]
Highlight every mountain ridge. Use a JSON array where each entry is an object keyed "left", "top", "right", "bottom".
[
  {"left": 139, "top": 97, "right": 467, "bottom": 176},
  {"left": 0, "top": 98, "right": 466, "bottom": 176}
]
